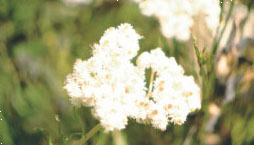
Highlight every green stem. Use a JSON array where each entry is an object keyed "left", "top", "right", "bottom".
[
  {"left": 208, "top": 0, "right": 235, "bottom": 98},
  {"left": 74, "top": 107, "right": 86, "bottom": 135},
  {"left": 212, "top": 0, "right": 224, "bottom": 48},
  {"left": 212, "top": 0, "right": 235, "bottom": 55},
  {"left": 78, "top": 124, "right": 102, "bottom": 145},
  {"left": 191, "top": 35, "right": 208, "bottom": 98}
]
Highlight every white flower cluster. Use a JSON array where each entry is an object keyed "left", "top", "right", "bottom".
[
  {"left": 64, "top": 23, "right": 201, "bottom": 131},
  {"left": 131, "top": 0, "right": 220, "bottom": 41},
  {"left": 137, "top": 48, "right": 201, "bottom": 130}
]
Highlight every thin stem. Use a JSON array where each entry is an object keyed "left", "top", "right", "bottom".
[
  {"left": 78, "top": 124, "right": 102, "bottom": 145},
  {"left": 49, "top": 136, "right": 53, "bottom": 145},
  {"left": 212, "top": 0, "right": 224, "bottom": 49},
  {"left": 191, "top": 35, "right": 207, "bottom": 97},
  {"left": 191, "top": 36, "right": 203, "bottom": 73},
  {"left": 182, "top": 125, "right": 197, "bottom": 145},
  {"left": 74, "top": 107, "right": 86, "bottom": 135},
  {"left": 212, "top": 0, "right": 235, "bottom": 55},
  {"left": 146, "top": 69, "right": 155, "bottom": 98},
  {"left": 205, "top": 0, "right": 235, "bottom": 99}
]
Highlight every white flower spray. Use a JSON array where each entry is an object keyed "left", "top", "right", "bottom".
[
  {"left": 64, "top": 23, "right": 201, "bottom": 131},
  {"left": 131, "top": 0, "right": 221, "bottom": 41},
  {"left": 62, "top": 0, "right": 220, "bottom": 41}
]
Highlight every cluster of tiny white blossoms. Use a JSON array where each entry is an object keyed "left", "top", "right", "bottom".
[
  {"left": 131, "top": 0, "right": 220, "bottom": 41},
  {"left": 64, "top": 23, "right": 201, "bottom": 131},
  {"left": 62, "top": 0, "right": 220, "bottom": 40},
  {"left": 137, "top": 49, "right": 201, "bottom": 129}
]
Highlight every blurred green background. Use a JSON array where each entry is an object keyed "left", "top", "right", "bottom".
[{"left": 0, "top": 0, "right": 253, "bottom": 145}]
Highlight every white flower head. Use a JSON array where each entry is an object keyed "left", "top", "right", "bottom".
[
  {"left": 64, "top": 24, "right": 201, "bottom": 131},
  {"left": 131, "top": 0, "right": 220, "bottom": 41},
  {"left": 137, "top": 48, "right": 201, "bottom": 127}
]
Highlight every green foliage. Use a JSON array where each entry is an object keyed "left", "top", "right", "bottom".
[{"left": 0, "top": 0, "right": 253, "bottom": 145}]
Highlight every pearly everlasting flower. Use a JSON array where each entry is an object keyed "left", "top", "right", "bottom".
[
  {"left": 64, "top": 23, "right": 201, "bottom": 131},
  {"left": 136, "top": 48, "right": 201, "bottom": 129},
  {"left": 131, "top": 0, "right": 220, "bottom": 41},
  {"left": 63, "top": 0, "right": 220, "bottom": 39},
  {"left": 94, "top": 24, "right": 142, "bottom": 61},
  {"left": 64, "top": 23, "right": 146, "bottom": 131}
]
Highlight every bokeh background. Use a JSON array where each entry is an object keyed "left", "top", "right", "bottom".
[{"left": 0, "top": 0, "right": 253, "bottom": 145}]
